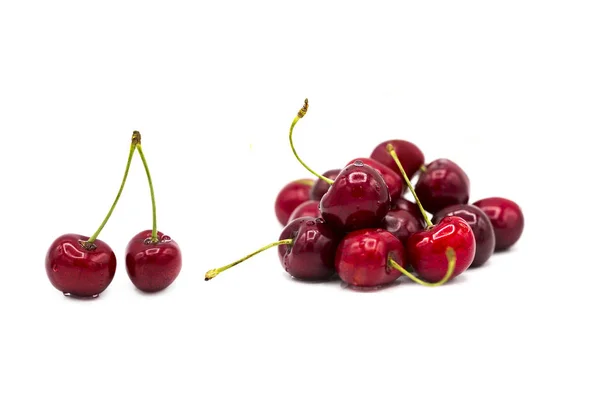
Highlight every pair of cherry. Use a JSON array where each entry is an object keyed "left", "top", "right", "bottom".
[
  {"left": 45, "top": 132, "right": 182, "bottom": 298},
  {"left": 207, "top": 99, "right": 524, "bottom": 288}
]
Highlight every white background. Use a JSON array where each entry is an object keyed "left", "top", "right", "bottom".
[{"left": 1, "top": 1, "right": 598, "bottom": 399}]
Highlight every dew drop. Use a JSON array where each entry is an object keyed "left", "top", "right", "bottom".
[
  {"left": 52, "top": 265, "right": 59, "bottom": 272},
  {"left": 92, "top": 294, "right": 99, "bottom": 298},
  {"left": 63, "top": 292, "right": 71, "bottom": 297},
  {"left": 353, "top": 160, "right": 364, "bottom": 167}
]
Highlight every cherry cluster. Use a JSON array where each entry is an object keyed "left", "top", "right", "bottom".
[
  {"left": 45, "top": 132, "right": 182, "bottom": 298},
  {"left": 206, "top": 99, "right": 524, "bottom": 288}
]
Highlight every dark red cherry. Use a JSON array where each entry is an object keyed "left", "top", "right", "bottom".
[
  {"left": 407, "top": 216, "right": 475, "bottom": 282},
  {"left": 274, "top": 179, "right": 314, "bottom": 225},
  {"left": 433, "top": 204, "right": 495, "bottom": 267},
  {"left": 346, "top": 157, "right": 404, "bottom": 200},
  {"left": 45, "top": 234, "right": 117, "bottom": 298},
  {"left": 473, "top": 197, "right": 524, "bottom": 251},
  {"left": 335, "top": 228, "right": 406, "bottom": 287},
  {"left": 125, "top": 230, "right": 182, "bottom": 292},
  {"left": 320, "top": 161, "right": 390, "bottom": 232},
  {"left": 288, "top": 200, "right": 320, "bottom": 222},
  {"left": 392, "top": 197, "right": 426, "bottom": 227},
  {"left": 277, "top": 217, "right": 340, "bottom": 280},
  {"left": 370, "top": 140, "right": 425, "bottom": 180},
  {"left": 382, "top": 209, "right": 422, "bottom": 246},
  {"left": 309, "top": 169, "right": 340, "bottom": 201},
  {"left": 414, "top": 159, "right": 470, "bottom": 214}
]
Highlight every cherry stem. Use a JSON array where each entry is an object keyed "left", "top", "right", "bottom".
[
  {"left": 205, "top": 239, "right": 293, "bottom": 281},
  {"left": 388, "top": 247, "right": 456, "bottom": 287},
  {"left": 135, "top": 134, "right": 158, "bottom": 243},
  {"left": 289, "top": 99, "right": 334, "bottom": 185},
  {"left": 387, "top": 144, "right": 432, "bottom": 227},
  {"left": 85, "top": 133, "right": 138, "bottom": 245},
  {"left": 420, "top": 165, "right": 427, "bottom": 173}
]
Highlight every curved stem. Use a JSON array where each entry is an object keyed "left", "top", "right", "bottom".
[
  {"left": 136, "top": 143, "right": 158, "bottom": 243},
  {"left": 289, "top": 99, "right": 334, "bottom": 184},
  {"left": 387, "top": 144, "right": 433, "bottom": 227},
  {"left": 85, "top": 138, "right": 137, "bottom": 246},
  {"left": 205, "top": 239, "right": 293, "bottom": 281},
  {"left": 388, "top": 248, "right": 456, "bottom": 287}
]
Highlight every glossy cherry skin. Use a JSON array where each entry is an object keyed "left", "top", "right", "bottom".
[
  {"left": 393, "top": 197, "right": 426, "bottom": 227},
  {"left": 433, "top": 204, "right": 495, "bottom": 267},
  {"left": 288, "top": 200, "right": 320, "bottom": 222},
  {"left": 370, "top": 139, "right": 425, "bottom": 181},
  {"left": 473, "top": 197, "right": 524, "bottom": 251},
  {"left": 335, "top": 229, "right": 406, "bottom": 287},
  {"left": 274, "top": 179, "right": 313, "bottom": 225},
  {"left": 415, "top": 159, "right": 470, "bottom": 214},
  {"left": 277, "top": 217, "right": 340, "bottom": 280},
  {"left": 320, "top": 161, "right": 390, "bottom": 232},
  {"left": 309, "top": 169, "right": 340, "bottom": 201},
  {"left": 346, "top": 158, "right": 404, "bottom": 200},
  {"left": 125, "top": 230, "right": 182, "bottom": 293},
  {"left": 382, "top": 209, "right": 422, "bottom": 246},
  {"left": 407, "top": 216, "right": 476, "bottom": 282},
  {"left": 45, "top": 234, "right": 117, "bottom": 298}
]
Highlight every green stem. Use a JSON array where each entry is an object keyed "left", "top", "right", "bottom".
[
  {"left": 85, "top": 137, "right": 137, "bottom": 247},
  {"left": 205, "top": 239, "right": 293, "bottom": 281},
  {"left": 289, "top": 99, "right": 334, "bottom": 185},
  {"left": 388, "top": 248, "right": 456, "bottom": 286},
  {"left": 387, "top": 144, "right": 433, "bottom": 227},
  {"left": 136, "top": 142, "right": 158, "bottom": 243}
]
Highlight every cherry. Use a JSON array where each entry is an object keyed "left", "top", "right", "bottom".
[
  {"left": 392, "top": 197, "right": 426, "bottom": 227},
  {"left": 205, "top": 217, "right": 339, "bottom": 281},
  {"left": 45, "top": 132, "right": 139, "bottom": 298},
  {"left": 345, "top": 157, "right": 404, "bottom": 200},
  {"left": 387, "top": 144, "right": 476, "bottom": 282},
  {"left": 274, "top": 179, "right": 314, "bottom": 225},
  {"left": 382, "top": 209, "right": 422, "bottom": 246},
  {"left": 288, "top": 99, "right": 390, "bottom": 232},
  {"left": 335, "top": 228, "right": 457, "bottom": 288},
  {"left": 309, "top": 169, "right": 340, "bottom": 201},
  {"left": 370, "top": 140, "right": 425, "bottom": 181},
  {"left": 125, "top": 132, "right": 182, "bottom": 292},
  {"left": 414, "top": 158, "right": 470, "bottom": 214},
  {"left": 433, "top": 204, "right": 495, "bottom": 267},
  {"left": 288, "top": 200, "right": 320, "bottom": 222},
  {"left": 472, "top": 197, "right": 524, "bottom": 251}
]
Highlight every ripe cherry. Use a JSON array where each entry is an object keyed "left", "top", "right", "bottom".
[
  {"left": 370, "top": 139, "right": 425, "bottom": 181},
  {"left": 473, "top": 197, "right": 524, "bottom": 251},
  {"left": 382, "top": 209, "right": 422, "bottom": 246},
  {"left": 205, "top": 217, "right": 339, "bottom": 281},
  {"left": 433, "top": 204, "right": 495, "bottom": 267},
  {"left": 387, "top": 144, "right": 476, "bottom": 282},
  {"left": 288, "top": 99, "right": 390, "bottom": 232},
  {"left": 45, "top": 132, "right": 139, "bottom": 298},
  {"left": 393, "top": 197, "right": 426, "bottom": 227},
  {"left": 309, "top": 169, "right": 340, "bottom": 201},
  {"left": 345, "top": 157, "right": 404, "bottom": 200},
  {"left": 274, "top": 179, "right": 314, "bottom": 225},
  {"left": 288, "top": 200, "right": 320, "bottom": 222},
  {"left": 125, "top": 133, "right": 182, "bottom": 292},
  {"left": 335, "top": 228, "right": 457, "bottom": 288},
  {"left": 415, "top": 159, "right": 470, "bottom": 214}
]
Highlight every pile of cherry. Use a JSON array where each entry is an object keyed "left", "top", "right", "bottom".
[{"left": 206, "top": 99, "right": 524, "bottom": 288}]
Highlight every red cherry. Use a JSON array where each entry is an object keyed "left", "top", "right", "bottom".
[
  {"left": 345, "top": 157, "right": 404, "bottom": 200},
  {"left": 392, "top": 197, "right": 426, "bottom": 227},
  {"left": 45, "top": 132, "right": 140, "bottom": 297},
  {"left": 407, "top": 216, "right": 476, "bottom": 281},
  {"left": 433, "top": 204, "right": 495, "bottom": 267},
  {"left": 309, "top": 169, "right": 340, "bottom": 201},
  {"left": 205, "top": 217, "right": 339, "bottom": 281},
  {"left": 335, "top": 229, "right": 405, "bottom": 288},
  {"left": 473, "top": 197, "right": 524, "bottom": 251},
  {"left": 288, "top": 200, "right": 320, "bottom": 222},
  {"left": 320, "top": 162, "right": 390, "bottom": 232},
  {"left": 414, "top": 159, "right": 470, "bottom": 214},
  {"left": 274, "top": 179, "right": 313, "bottom": 225},
  {"left": 125, "top": 230, "right": 182, "bottom": 292},
  {"left": 370, "top": 140, "right": 425, "bottom": 180},
  {"left": 45, "top": 234, "right": 117, "bottom": 298},
  {"left": 382, "top": 209, "right": 422, "bottom": 246}
]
